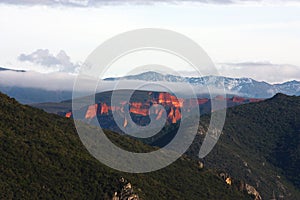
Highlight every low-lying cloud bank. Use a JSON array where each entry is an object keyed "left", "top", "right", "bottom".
[
  {"left": 0, "top": 70, "right": 227, "bottom": 99},
  {"left": 0, "top": 71, "right": 76, "bottom": 91},
  {"left": 1, "top": 61, "right": 299, "bottom": 93},
  {"left": 217, "top": 62, "right": 300, "bottom": 83},
  {"left": 0, "top": 70, "right": 210, "bottom": 94}
]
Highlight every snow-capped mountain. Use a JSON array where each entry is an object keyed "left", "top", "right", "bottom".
[{"left": 104, "top": 71, "right": 300, "bottom": 98}]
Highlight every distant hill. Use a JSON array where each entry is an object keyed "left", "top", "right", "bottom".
[
  {"left": 0, "top": 85, "right": 73, "bottom": 104},
  {"left": 0, "top": 67, "right": 26, "bottom": 72},
  {"left": 0, "top": 92, "right": 251, "bottom": 199},
  {"left": 105, "top": 71, "right": 300, "bottom": 98}
]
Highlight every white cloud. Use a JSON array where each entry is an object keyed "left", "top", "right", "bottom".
[
  {"left": 1, "top": 0, "right": 300, "bottom": 7},
  {"left": 18, "top": 49, "right": 80, "bottom": 73},
  {"left": 217, "top": 62, "right": 300, "bottom": 83}
]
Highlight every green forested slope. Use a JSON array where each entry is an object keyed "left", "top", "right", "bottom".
[
  {"left": 187, "top": 94, "right": 300, "bottom": 199},
  {"left": 0, "top": 92, "right": 250, "bottom": 200}
]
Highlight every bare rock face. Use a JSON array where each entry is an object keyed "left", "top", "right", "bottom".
[
  {"left": 198, "top": 161, "right": 204, "bottom": 169},
  {"left": 112, "top": 192, "right": 119, "bottom": 200},
  {"left": 245, "top": 184, "right": 262, "bottom": 200},
  {"left": 112, "top": 178, "right": 140, "bottom": 200},
  {"left": 219, "top": 172, "right": 232, "bottom": 186},
  {"left": 218, "top": 172, "right": 263, "bottom": 200}
]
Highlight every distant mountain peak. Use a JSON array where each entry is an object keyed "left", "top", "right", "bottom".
[{"left": 104, "top": 71, "right": 300, "bottom": 98}]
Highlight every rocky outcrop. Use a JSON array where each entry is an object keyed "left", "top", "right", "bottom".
[
  {"left": 85, "top": 92, "right": 187, "bottom": 125},
  {"left": 112, "top": 177, "right": 140, "bottom": 200},
  {"left": 85, "top": 104, "right": 98, "bottom": 119},
  {"left": 219, "top": 172, "right": 262, "bottom": 200},
  {"left": 64, "top": 92, "right": 263, "bottom": 128},
  {"left": 198, "top": 161, "right": 204, "bottom": 169},
  {"left": 219, "top": 172, "right": 232, "bottom": 186},
  {"left": 65, "top": 112, "right": 72, "bottom": 118},
  {"left": 245, "top": 184, "right": 262, "bottom": 200},
  {"left": 232, "top": 96, "right": 246, "bottom": 103}
]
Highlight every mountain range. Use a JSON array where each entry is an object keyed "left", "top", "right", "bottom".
[
  {"left": 0, "top": 92, "right": 253, "bottom": 199},
  {"left": 32, "top": 87, "right": 300, "bottom": 199},
  {"left": 1, "top": 88, "right": 300, "bottom": 199},
  {"left": 0, "top": 68, "right": 299, "bottom": 104},
  {"left": 142, "top": 93, "right": 300, "bottom": 199},
  {"left": 2, "top": 90, "right": 300, "bottom": 199},
  {"left": 105, "top": 71, "right": 300, "bottom": 98}
]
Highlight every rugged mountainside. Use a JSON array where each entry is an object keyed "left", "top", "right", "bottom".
[
  {"left": 0, "top": 92, "right": 251, "bottom": 199},
  {"left": 30, "top": 89, "right": 300, "bottom": 199},
  {"left": 105, "top": 71, "right": 300, "bottom": 98},
  {"left": 185, "top": 94, "right": 300, "bottom": 199},
  {"left": 32, "top": 90, "right": 262, "bottom": 134}
]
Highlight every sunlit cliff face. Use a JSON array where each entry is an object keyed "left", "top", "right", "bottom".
[
  {"left": 65, "top": 92, "right": 263, "bottom": 127},
  {"left": 85, "top": 104, "right": 98, "bottom": 119},
  {"left": 82, "top": 92, "right": 186, "bottom": 126},
  {"left": 65, "top": 112, "right": 72, "bottom": 118}
]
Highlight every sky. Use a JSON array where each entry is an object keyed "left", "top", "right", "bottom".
[{"left": 0, "top": 0, "right": 300, "bottom": 85}]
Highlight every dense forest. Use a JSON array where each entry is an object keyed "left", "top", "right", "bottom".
[{"left": 0, "top": 92, "right": 251, "bottom": 199}]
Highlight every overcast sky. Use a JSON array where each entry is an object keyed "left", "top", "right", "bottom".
[{"left": 0, "top": 0, "right": 300, "bottom": 84}]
